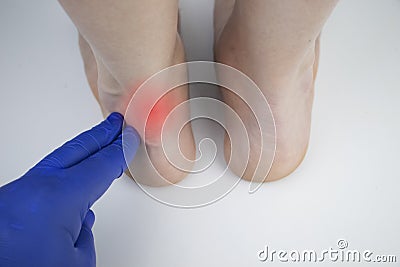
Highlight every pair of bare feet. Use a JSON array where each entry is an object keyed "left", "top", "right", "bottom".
[{"left": 68, "top": 0, "right": 338, "bottom": 186}]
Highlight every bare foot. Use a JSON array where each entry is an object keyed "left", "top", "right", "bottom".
[
  {"left": 214, "top": 0, "right": 331, "bottom": 182},
  {"left": 79, "top": 34, "right": 195, "bottom": 186}
]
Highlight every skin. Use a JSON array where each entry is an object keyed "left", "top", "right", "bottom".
[
  {"left": 60, "top": 0, "right": 338, "bottom": 185},
  {"left": 214, "top": 0, "right": 338, "bottom": 182},
  {"left": 60, "top": 0, "right": 195, "bottom": 186}
]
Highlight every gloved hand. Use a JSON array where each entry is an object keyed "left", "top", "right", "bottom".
[{"left": 0, "top": 112, "right": 140, "bottom": 267}]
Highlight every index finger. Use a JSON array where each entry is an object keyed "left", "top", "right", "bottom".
[
  {"left": 69, "top": 126, "right": 140, "bottom": 207},
  {"left": 36, "top": 112, "right": 124, "bottom": 169}
]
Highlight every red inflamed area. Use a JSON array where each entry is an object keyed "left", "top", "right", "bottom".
[{"left": 143, "top": 98, "right": 170, "bottom": 141}]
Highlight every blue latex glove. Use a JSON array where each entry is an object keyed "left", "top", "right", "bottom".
[{"left": 0, "top": 112, "right": 140, "bottom": 267}]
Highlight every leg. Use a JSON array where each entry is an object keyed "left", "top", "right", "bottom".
[
  {"left": 61, "top": 0, "right": 195, "bottom": 185},
  {"left": 215, "top": 0, "right": 338, "bottom": 182}
]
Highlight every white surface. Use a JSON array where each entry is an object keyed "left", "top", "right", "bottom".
[{"left": 1, "top": 0, "right": 399, "bottom": 266}]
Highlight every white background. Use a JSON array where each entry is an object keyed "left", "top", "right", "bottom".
[{"left": 0, "top": 0, "right": 399, "bottom": 266}]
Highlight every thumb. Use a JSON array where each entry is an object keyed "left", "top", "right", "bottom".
[{"left": 75, "top": 210, "right": 96, "bottom": 267}]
